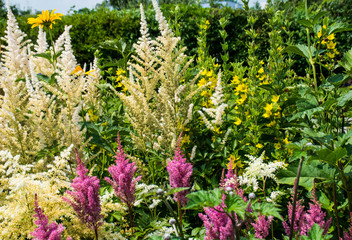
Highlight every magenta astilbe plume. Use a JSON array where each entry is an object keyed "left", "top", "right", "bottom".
[
  {"left": 221, "top": 159, "right": 245, "bottom": 200},
  {"left": 305, "top": 188, "right": 331, "bottom": 235},
  {"left": 32, "top": 194, "right": 70, "bottom": 240},
  {"left": 251, "top": 215, "right": 273, "bottom": 239},
  {"left": 199, "top": 205, "right": 234, "bottom": 240},
  {"left": 63, "top": 149, "right": 103, "bottom": 230},
  {"left": 166, "top": 136, "right": 193, "bottom": 206},
  {"left": 282, "top": 199, "right": 308, "bottom": 237},
  {"left": 105, "top": 133, "right": 141, "bottom": 206},
  {"left": 341, "top": 213, "right": 352, "bottom": 240}
]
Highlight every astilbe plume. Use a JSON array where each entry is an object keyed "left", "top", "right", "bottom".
[
  {"left": 304, "top": 187, "right": 331, "bottom": 235},
  {"left": 166, "top": 136, "right": 193, "bottom": 206},
  {"left": 341, "top": 213, "right": 352, "bottom": 240},
  {"left": 199, "top": 205, "right": 234, "bottom": 240},
  {"left": 251, "top": 215, "right": 273, "bottom": 239},
  {"left": 63, "top": 149, "right": 103, "bottom": 231},
  {"left": 105, "top": 134, "right": 142, "bottom": 207},
  {"left": 32, "top": 194, "right": 71, "bottom": 240},
  {"left": 282, "top": 190, "right": 331, "bottom": 237}
]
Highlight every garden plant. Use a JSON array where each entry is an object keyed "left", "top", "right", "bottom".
[{"left": 0, "top": 0, "right": 352, "bottom": 239}]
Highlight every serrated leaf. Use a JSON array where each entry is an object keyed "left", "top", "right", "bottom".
[
  {"left": 224, "top": 194, "right": 247, "bottom": 219},
  {"left": 313, "top": 12, "right": 328, "bottom": 25},
  {"left": 251, "top": 202, "right": 282, "bottom": 220},
  {"left": 301, "top": 223, "right": 333, "bottom": 240},
  {"left": 185, "top": 188, "right": 223, "bottom": 210}
]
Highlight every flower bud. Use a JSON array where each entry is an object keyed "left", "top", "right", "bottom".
[
  {"left": 156, "top": 188, "right": 164, "bottom": 196},
  {"left": 169, "top": 218, "right": 176, "bottom": 225},
  {"left": 225, "top": 186, "right": 232, "bottom": 192},
  {"left": 248, "top": 193, "right": 256, "bottom": 200},
  {"left": 163, "top": 233, "right": 171, "bottom": 240},
  {"left": 229, "top": 191, "right": 234, "bottom": 196}
]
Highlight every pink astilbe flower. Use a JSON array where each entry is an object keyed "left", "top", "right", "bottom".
[
  {"left": 199, "top": 205, "right": 234, "bottom": 240},
  {"left": 221, "top": 159, "right": 245, "bottom": 200},
  {"left": 341, "top": 213, "right": 352, "bottom": 240},
  {"left": 282, "top": 198, "right": 308, "bottom": 236},
  {"left": 63, "top": 149, "right": 103, "bottom": 231},
  {"left": 32, "top": 194, "right": 71, "bottom": 240},
  {"left": 166, "top": 136, "right": 193, "bottom": 206},
  {"left": 105, "top": 133, "right": 141, "bottom": 206},
  {"left": 251, "top": 215, "right": 273, "bottom": 239},
  {"left": 305, "top": 188, "right": 331, "bottom": 235}
]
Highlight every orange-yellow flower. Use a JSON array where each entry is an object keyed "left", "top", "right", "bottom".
[{"left": 27, "top": 9, "right": 63, "bottom": 29}]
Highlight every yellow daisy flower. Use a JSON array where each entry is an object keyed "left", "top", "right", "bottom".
[{"left": 27, "top": 9, "right": 63, "bottom": 29}]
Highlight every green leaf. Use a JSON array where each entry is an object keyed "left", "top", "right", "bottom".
[
  {"left": 224, "top": 194, "right": 247, "bottom": 219},
  {"left": 166, "top": 187, "right": 189, "bottom": 196},
  {"left": 313, "top": 12, "right": 328, "bottom": 25},
  {"left": 301, "top": 223, "right": 333, "bottom": 240},
  {"left": 310, "top": 147, "right": 347, "bottom": 166},
  {"left": 340, "top": 48, "right": 352, "bottom": 72},
  {"left": 185, "top": 188, "right": 223, "bottom": 210},
  {"left": 328, "top": 22, "right": 352, "bottom": 35},
  {"left": 297, "top": 19, "right": 313, "bottom": 29},
  {"left": 251, "top": 202, "right": 282, "bottom": 221},
  {"left": 326, "top": 74, "right": 349, "bottom": 87},
  {"left": 337, "top": 90, "right": 352, "bottom": 107},
  {"left": 34, "top": 52, "right": 52, "bottom": 62},
  {"left": 284, "top": 44, "right": 316, "bottom": 61}
]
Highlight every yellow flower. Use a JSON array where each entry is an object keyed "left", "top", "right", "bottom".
[
  {"left": 198, "top": 78, "right": 207, "bottom": 87},
  {"left": 326, "top": 51, "right": 335, "bottom": 59},
  {"left": 227, "top": 154, "right": 243, "bottom": 170},
  {"left": 234, "top": 117, "right": 241, "bottom": 125},
  {"left": 88, "top": 109, "right": 99, "bottom": 122},
  {"left": 213, "top": 126, "right": 222, "bottom": 134},
  {"left": 231, "top": 75, "right": 240, "bottom": 85},
  {"left": 327, "top": 34, "right": 335, "bottom": 40},
  {"left": 206, "top": 69, "right": 213, "bottom": 77},
  {"left": 277, "top": 46, "right": 282, "bottom": 52},
  {"left": 205, "top": 20, "right": 210, "bottom": 25},
  {"left": 272, "top": 95, "right": 280, "bottom": 103},
  {"left": 317, "top": 29, "right": 322, "bottom": 38},
  {"left": 235, "top": 83, "right": 248, "bottom": 94},
  {"left": 323, "top": 25, "right": 327, "bottom": 29},
  {"left": 264, "top": 103, "right": 273, "bottom": 112},
  {"left": 116, "top": 69, "right": 126, "bottom": 75},
  {"left": 181, "top": 135, "right": 191, "bottom": 145},
  {"left": 266, "top": 120, "right": 276, "bottom": 127},
  {"left": 260, "top": 60, "right": 264, "bottom": 65},
  {"left": 258, "top": 67, "right": 264, "bottom": 74},
  {"left": 263, "top": 111, "right": 272, "bottom": 118},
  {"left": 274, "top": 142, "right": 281, "bottom": 149},
  {"left": 256, "top": 143, "right": 263, "bottom": 148},
  {"left": 283, "top": 137, "right": 291, "bottom": 145},
  {"left": 27, "top": 9, "right": 63, "bottom": 29},
  {"left": 326, "top": 41, "right": 336, "bottom": 49},
  {"left": 71, "top": 65, "right": 95, "bottom": 76},
  {"left": 201, "top": 69, "right": 207, "bottom": 76}
]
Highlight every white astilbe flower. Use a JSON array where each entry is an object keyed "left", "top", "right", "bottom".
[
  {"left": 266, "top": 190, "right": 283, "bottom": 203},
  {"left": 57, "top": 25, "right": 77, "bottom": 74},
  {"left": 118, "top": 1, "right": 202, "bottom": 154},
  {"left": 238, "top": 152, "right": 287, "bottom": 191},
  {"left": 0, "top": 5, "right": 31, "bottom": 77},
  {"left": 34, "top": 27, "right": 48, "bottom": 53},
  {"left": 198, "top": 71, "right": 228, "bottom": 129}
]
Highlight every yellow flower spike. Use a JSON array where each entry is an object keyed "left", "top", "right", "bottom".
[
  {"left": 27, "top": 9, "right": 63, "bottom": 29},
  {"left": 272, "top": 95, "right": 280, "bottom": 103},
  {"left": 256, "top": 143, "right": 263, "bottom": 148},
  {"left": 231, "top": 75, "right": 240, "bottom": 85},
  {"left": 234, "top": 117, "right": 242, "bottom": 125}
]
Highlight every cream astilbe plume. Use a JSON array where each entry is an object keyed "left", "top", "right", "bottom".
[
  {"left": 57, "top": 25, "right": 77, "bottom": 74},
  {"left": 0, "top": 5, "right": 31, "bottom": 77},
  {"left": 34, "top": 27, "right": 48, "bottom": 53},
  {"left": 119, "top": 2, "right": 203, "bottom": 154},
  {"left": 199, "top": 71, "right": 228, "bottom": 128}
]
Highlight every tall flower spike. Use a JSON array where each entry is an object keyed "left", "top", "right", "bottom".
[
  {"left": 166, "top": 134, "right": 193, "bottom": 206},
  {"left": 251, "top": 215, "right": 274, "bottom": 239},
  {"left": 105, "top": 133, "right": 142, "bottom": 206},
  {"left": 32, "top": 194, "right": 71, "bottom": 240},
  {"left": 341, "top": 213, "right": 352, "bottom": 240},
  {"left": 63, "top": 148, "right": 103, "bottom": 230}
]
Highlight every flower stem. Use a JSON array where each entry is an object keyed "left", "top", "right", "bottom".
[{"left": 289, "top": 155, "right": 304, "bottom": 240}]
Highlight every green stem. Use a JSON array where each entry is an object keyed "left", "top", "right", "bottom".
[
  {"left": 289, "top": 155, "right": 305, "bottom": 240},
  {"left": 304, "top": 0, "right": 318, "bottom": 91},
  {"left": 332, "top": 180, "right": 341, "bottom": 239},
  {"left": 161, "top": 197, "right": 185, "bottom": 239}
]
